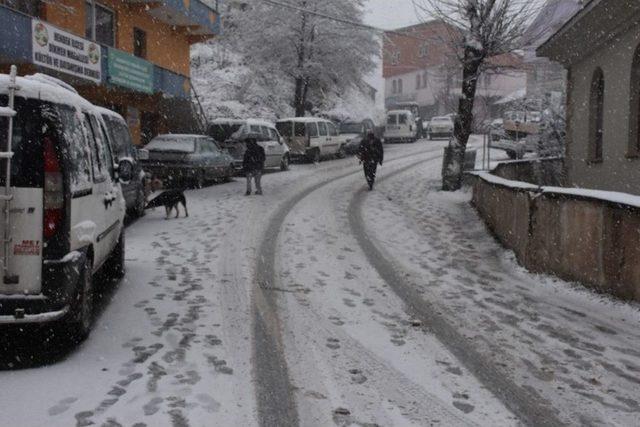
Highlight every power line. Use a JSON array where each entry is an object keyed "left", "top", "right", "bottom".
[{"left": 259, "top": 0, "right": 431, "bottom": 42}]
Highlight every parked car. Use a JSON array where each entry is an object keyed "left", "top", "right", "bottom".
[
  {"left": 427, "top": 116, "right": 454, "bottom": 140},
  {"left": 384, "top": 110, "right": 419, "bottom": 143},
  {"left": 0, "top": 71, "right": 131, "bottom": 340},
  {"left": 96, "top": 107, "right": 146, "bottom": 218},
  {"left": 275, "top": 117, "right": 342, "bottom": 162},
  {"left": 140, "top": 134, "right": 235, "bottom": 188},
  {"left": 209, "top": 118, "right": 290, "bottom": 172},
  {"left": 337, "top": 119, "right": 375, "bottom": 155}
]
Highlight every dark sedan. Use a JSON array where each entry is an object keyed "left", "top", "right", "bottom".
[{"left": 140, "top": 134, "right": 235, "bottom": 188}]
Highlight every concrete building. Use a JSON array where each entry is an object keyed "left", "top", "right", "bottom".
[
  {"left": 538, "top": 0, "right": 640, "bottom": 195},
  {"left": 382, "top": 20, "right": 527, "bottom": 121},
  {"left": 0, "top": 0, "right": 221, "bottom": 144}
]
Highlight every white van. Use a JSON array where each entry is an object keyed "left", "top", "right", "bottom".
[
  {"left": 275, "top": 117, "right": 343, "bottom": 162},
  {"left": 209, "top": 118, "right": 290, "bottom": 172},
  {"left": 0, "top": 70, "right": 130, "bottom": 341},
  {"left": 384, "top": 110, "right": 419, "bottom": 143}
]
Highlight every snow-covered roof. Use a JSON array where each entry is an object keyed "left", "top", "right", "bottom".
[
  {"left": 0, "top": 73, "right": 93, "bottom": 110},
  {"left": 495, "top": 88, "right": 527, "bottom": 105},
  {"left": 522, "top": 0, "right": 582, "bottom": 48},
  {"left": 276, "top": 117, "right": 333, "bottom": 123},
  {"left": 211, "top": 118, "right": 276, "bottom": 127},
  {"left": 155, "top": 134, "right": 210, "bottom": 139},
  {"left": 386, "top": 110, "right": 413, "bottom": 115},
  {"left": 94, "top": 105, "right": 125, "bottom": 121}
]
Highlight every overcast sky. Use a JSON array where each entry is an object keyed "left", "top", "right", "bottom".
[{"left": 364, "top": 0, "right": 421, "bottom": 30}]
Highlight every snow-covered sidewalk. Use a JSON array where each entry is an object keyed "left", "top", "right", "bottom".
[{"left": 363, "top": 161, "right": 640, "bottom": 426}]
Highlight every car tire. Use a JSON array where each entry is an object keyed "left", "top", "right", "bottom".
[
  {"left": 309, "top": 149, "right": 321, "bottom": 164},
  {"left": 507, "top": 150, "right": 517, "bottom": 159},
  {"left": 428, "top": 133, "right": 433, "bottom": 140},
  {"left": 195, "top": 170, "right": 206, "bottom": 189},
  {"left": 336, "top": 146, "right": 346, "bottom": 159},
  {"left": 106, "top": 231, "right": 125, "bottom": 280},
  {"left": 134, "top": 187, "right": 146, "bottom": 218},
  {"left": 67, "top": 255, "right": 94, "bottom": 343},
  {"left": 280, "top": 154, "right": 290, "bottom": 171}
]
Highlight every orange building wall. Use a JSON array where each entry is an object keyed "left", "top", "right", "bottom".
[{"left": 42, "top": 0, "right": 192, "bottom": 76}]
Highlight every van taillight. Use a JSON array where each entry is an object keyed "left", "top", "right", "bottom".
[{"left": 43, "top": 136, "right": 63, "bottom": 239}]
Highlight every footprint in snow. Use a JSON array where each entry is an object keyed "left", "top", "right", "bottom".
[
  {"left": 143, "top": 397, "right": 164, "bottom": 416},
  {"left": 326, "top": 338, "right": 341, "bottom": 350},
  {"left": 48, "top": 397, "right": 78, "bottom": 416}
]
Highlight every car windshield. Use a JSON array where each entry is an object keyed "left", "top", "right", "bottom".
[
  {"left": 339, "top": 123, "right": 363, "bottom": 134},
  {"left": 431, "top": 117, "right": 451, "bottom": 123},
  {"left": 146, "top": 137, "right": 196, "bottom": 153}
]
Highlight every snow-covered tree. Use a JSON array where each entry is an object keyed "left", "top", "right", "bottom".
[
  {"left": 236, "top": 0, "right": 378, "bottom": 116},
  {"left": 413, "top": 0, "right": 538, "bottom": 191}
]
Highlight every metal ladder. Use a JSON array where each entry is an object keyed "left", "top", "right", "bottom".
[{"left": 1, "top": 66, "right": 18, "bottom": 285}]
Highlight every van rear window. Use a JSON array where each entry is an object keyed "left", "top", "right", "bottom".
[
  {"left": 276, "top": 122, "right": 306, "bottom": 137},
  {"left": 387, "top": 115, "right": 397, "bottom": 125},
  {"left": 0, "top": 97, "right": 43, "bottom": 188}
]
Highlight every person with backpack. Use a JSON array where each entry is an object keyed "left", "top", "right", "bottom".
[
  {"left": 357, "top": 131, "right": 384, "bottom": 190},
  {"left": 243, "top": 137, "right": 266, "bottom": 195}
]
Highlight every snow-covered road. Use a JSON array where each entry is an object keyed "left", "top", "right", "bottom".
[{"left": 1, "top": 140, "right": 639, "bottom": 427}]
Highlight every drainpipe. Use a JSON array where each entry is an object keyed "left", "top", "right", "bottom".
[{"left": 90, "top": 0, "right": 96, "bottom": 41}]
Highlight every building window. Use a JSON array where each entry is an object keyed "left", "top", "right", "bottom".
[
  {"left": 390, "top": 51, "right": 400, "bottom": 66},
  {"left": 416, "top": 74, "right": 421, "bottom": 90},
  {"left": 398, "top": 78, "right": 403, "bottom": 94},
  {"left": 392, "top": 80, "right": 397, "bottom": 94},
  {"left": 588, "top": 67, "right": 605, "bottom": 163},
  {"left": 85, "top": 1, "right": 115, "bottom": 47},
  {"left": 1, "top": 0, "right": 41, "bottom": 16},
  {"left": 422, "top": 71, "right": 428, "bottom": 88},
  {"left": 418, "top": 42, "right": 428, "bottom": 58},
  {"left": 134, "top": 27, "right": 147, "bottom": 58},
  {"left": 629, "top": 44, "right": 640, "bottom": 157}
]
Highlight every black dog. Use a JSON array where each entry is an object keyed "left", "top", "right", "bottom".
[{"left": 145, "top": 190, "right": 189, "bottom": 219}]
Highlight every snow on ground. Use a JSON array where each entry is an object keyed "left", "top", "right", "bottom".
[
  {"left": 1, "top": 138, "right": 639, "bottom": 426},
  {"left": 274, "top": 149, "right": 517, "bottom": 426},
  {"left": 362, "top": 159, "right": 640, "bottom": 426},
  {"left": 0, "top": 142, "right": 439, "bottom": 427}
]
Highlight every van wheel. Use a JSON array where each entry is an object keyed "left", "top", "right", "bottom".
[
  {"left": 106, "top": 231, "right": 125, "bottom": 280},
  {"left": 310, "top": 149, "right": 321, "bottom": 164},
  {"left": 134, "top": 188, "right": 146, "bottom": 218},
  {"left": 280, "top": 154, "right": 290, "bottom": 171},
  {"left": 67, "top": 255, "right": 94, "bottom": 342},
  {"left": 337, "top": 146, "right": 346, "bottom": 159}
]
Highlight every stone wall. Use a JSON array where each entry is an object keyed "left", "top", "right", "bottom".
[{"left": 471, "top": 173, "right": 640, "bottom": 301}]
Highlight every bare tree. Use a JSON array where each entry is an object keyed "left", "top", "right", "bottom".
[{"left": 412, "top": 0, "right": 538, "bottom": 191}]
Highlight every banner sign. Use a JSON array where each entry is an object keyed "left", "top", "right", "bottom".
[
  {"left": 32, "top": 20, "right": 102, "bottom": 83},
  {"left": 107, "top": 49, "right": 154, "bottom": 94}
]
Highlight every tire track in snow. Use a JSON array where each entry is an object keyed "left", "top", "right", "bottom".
[
  {"left": 253, "top": 144, "right": 445, "bottom": 427},
  {"left": 348, "top": 159, "right": 566, "bottom": 427}
]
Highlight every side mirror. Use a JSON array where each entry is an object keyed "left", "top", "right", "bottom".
[
  {"left": 117, "top": 159, "right": 134, "bottom": 184},
  {"left": 137, "top": 148, "right": 149, "bottom": 160}
]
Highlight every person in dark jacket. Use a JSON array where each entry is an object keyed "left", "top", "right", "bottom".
[
  {"left": 243, "top": 137, "right": 266, "bottom": 195},
  {"left": 357, "top": 131, "right": 384, "bottom": 190}
]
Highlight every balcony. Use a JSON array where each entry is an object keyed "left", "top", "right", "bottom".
[
  {"left": 0, "top": 5, "right": 190, "bottom": 99},
  {"left": 124, "top": 0, "right": 221, "bottom": 38}
]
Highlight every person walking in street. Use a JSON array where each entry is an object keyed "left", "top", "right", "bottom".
[
  {"left": 243, "top": 137, "right": 266, "bottom": 195},
  {"left": 357, "top": 131, "right": 384, "bottom": 191}
]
